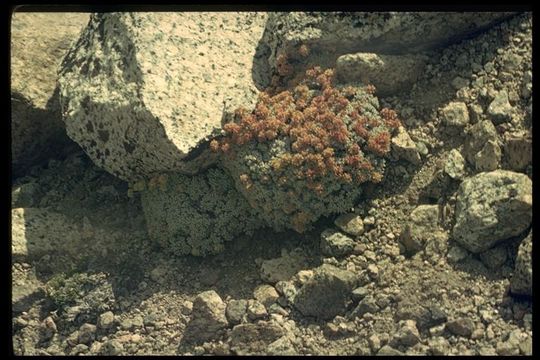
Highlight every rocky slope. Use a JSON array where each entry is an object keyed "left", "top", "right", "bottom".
[{"left": 11, "top": 11, "right": 532, "bottom": 356}]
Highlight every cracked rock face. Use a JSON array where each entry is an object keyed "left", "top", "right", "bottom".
[{"left": 58, "top": 12, "right": 267, "bottom": 181}]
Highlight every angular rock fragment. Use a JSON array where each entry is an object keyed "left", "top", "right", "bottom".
[
  {"left": 503, "top": 131, "right": 532, "bottom": 171},
  {"left": 452, "top": 170, "right": 532, "bottom": 253},
  {"left": 440, "top": 102, "right": 470, "bottom": 128},
  {"left": 183, "top": 290, "right": 228, "bottom": 343},
  {"left": 488, "top": 90, "right": 513, "bottom": 124},
  {"left": 293, "top": 264, "right": 357, "bottom": 320},
  {"left": 510, "top": 230, "right": 532, "bottom": 296},
  {"left": 334, "top": 213, "right": 365, "bottom": 237},
  {"left": 391, "top": 126, "right": 422, "bottom": 165},
  {"left": 444, "top": 149, "right": 466, "bottom": 180},
  {"left": 320, "top": 229, "right": 355, "bottom": 257},
  {"left": 230, "top": 322, "right": 284, "bottom": 355},
  {"left": 463, "top": 120, "right": 500, "bottom": 169},
  {"left": 446, "top": 318, "right": 475, "bottom": 338},
  {"left": 58, "top": 12, "right": 267, "bottom": 181},
  {"left": 399, "top": 205, "right": 448, "bottom": 256},
  {"left": 226, "top": 299, "right": 248, "bottom": 325},
  {"left": 474, "top": 140, "right": 501, "bottom": 172}
]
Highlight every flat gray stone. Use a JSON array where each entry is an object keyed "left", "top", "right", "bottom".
[
  {"left": 58, "top": 12, "right": 267, "bottom": 181},
  {"left": 335, "top": 52, "right": 427, "bottom": 96},
  {"left": 452, "top": 170, "right": 532, "bottom": 253}
]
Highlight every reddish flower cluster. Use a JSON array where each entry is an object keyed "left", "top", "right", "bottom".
[{"left": 210, "top": 66, "right": 401, "bottom": 194}]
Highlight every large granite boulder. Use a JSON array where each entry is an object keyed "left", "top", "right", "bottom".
[
  {"left": 452, "top": 170, "right": 532, "bottom": 253},
  {"left": 11, "top": 12, "right": 89, "bottom": 178},
  {"left": 58, "top": 12, "right": 267, "bottom": 181},
  {"left": 262, "top": 12, "right": 516, "bottom": 74}
]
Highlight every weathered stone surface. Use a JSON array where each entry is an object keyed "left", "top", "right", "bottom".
[
  {"left": 444, "top": 149, "right": 466, "bottom": 180},
  {"left": 320, "top": 229, "right": 355, "bottom": 257},
  {"left": 11, "top": 182, "right": 44, "bottom": 208},
  {"left": 503, "top": 131, "right": 532, "bottom": 171},
  {"left": 510, "top": 230, "right": 532, "bottom": 296},
  {"left": 97, "top": 311, "right": 116, "bottom": 330},
  {"left": 253, "top": 285, "right": 280, "bottom": 308},
  {"left": 452, "top": 170, "right": 532, "bottom": 253},
  {"left": 78, "top": 323, "right": 97, "bottom": 345},
  {"left": 479, "top": 245, "right": 507, "bottom": 269},
  {"left": 447, "top": 245, "right": 469, "bottom": 263},
  {"left": 440, "top": 102, "right": 470, "bottom": 127},
  {"left": 378, "top": 345, "right": 404, "bottom": 356},
  {"left": 335, "top": 53, "right": 427, "bottom": 96},
  {"left": 399, "top": 205, "right": 448, "bottom": 255},
  {"left": 391, "top": 320, "right": 421, "bottom": 347},
  {"left": 226, "top": 299, "right": 248, "bottom": 325},
  {"left": 264, "top": 12, "right": 514, "bottom": 74},
  {"left": 247, "top": 300, "right": 268, "bottom": 321},
  {"left": 267, "top": 334, "right": 297, "bottom": 355},
  {"left": 260, "top": 249, "right": 308, "bottom": 284},
  {"left": 463, "top": 120, "right": 500, "bottom": 168},
  {"left": 11, "top": 13, "right": 88, "bottom": 177},
  {"left": 391, "top": 126, "right": 421, "bottom": 165},
  {"left": 352, "top": 295, "right": 380, "bottom": 317},
  {"left": 474, "top": 140, "right": 501, "bottom": 172},
  {"left": 446, "top": 318, "right": 475, "bottom": 338},
  {"left": 293, "top": 264, "right": 357, "bottom": 320},
  {"left": 488, "top": 90, "right": 513, "bottom": 124},
  {"left": 334, "top": 213, "right": 364, "bottom": 236},
  {"left": 58, "top": 12, "right": 267, "bottom": 181},
  {"left": 230, "top": 322, "right": 284, "bottom": 355},
  {"left": 11, "top": 208, "right": 82, "bottom": 261},
  {"left": 183, "top": 290, "right": 228, "bottom": 343}
]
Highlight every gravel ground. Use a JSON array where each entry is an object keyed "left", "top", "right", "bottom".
[{"left": 11, "top": 12, "right": 532, "bottom": 356}]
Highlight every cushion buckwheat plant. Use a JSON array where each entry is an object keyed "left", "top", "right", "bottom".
[
  {"left": 139, "top": 167, "right": 263, "bottom": 256},
  {"left": 211, "top": 66, "right": 401, "bottom": 232}
]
